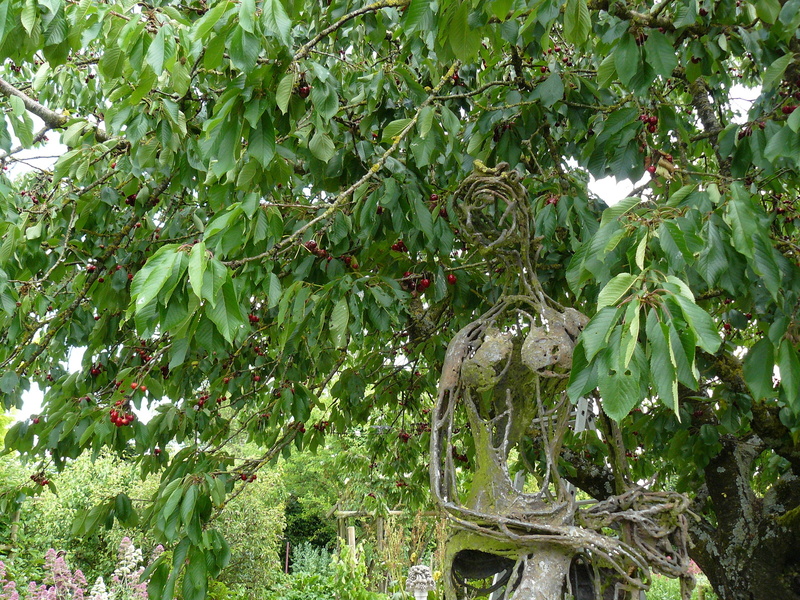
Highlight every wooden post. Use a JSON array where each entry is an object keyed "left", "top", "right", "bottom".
[
  {"left": 285, "top": 540, "right": 290, "bottom": 573},
  {"left": 347, "top": 525, "right": 356, "bottom": 554},
  {"left": 376, "top": 516, "right": 385, "bottom": 553},
  {"left": 376, "top": 517, "right": 386, "bottom": 593}
]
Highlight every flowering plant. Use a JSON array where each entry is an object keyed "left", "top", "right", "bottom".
[
  {"left": 26, "top": 549, "right": 87, "bottom": 600},
  {"left": 0, "top": 561, "right": 20, "bottom": 600},
  {"left": 89, "top": 538, "right": 163, "bottom": 600},
  {"left": 0, "top": 539, "right": 161, "bottom": 600}
]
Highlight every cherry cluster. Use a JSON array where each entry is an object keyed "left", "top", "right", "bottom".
[
  {"left": 638, "top": 113, "right": 659, "bottom": 134},
  {"left": 30, "top": 471, "right": 50, "bottom": 486},
  {"left": 239, "top": 472, "right": 258, "bottom": 482},
  {"left": 20, "top": 190, "right": 41, "bottom": 204},
  {"left": 109, "top": 404, "right": 135, "bottom": 427},
  {"left": 778, "top": 76, "right": 800, "bottom": 104},
  {"left": 401, "top": 271, "right": 431, "bottom": 292},
  {"left": 450, "top": 447, "right": 469, "bottom": 463},
  {"left": 304, "top": 239, "right": 331, "bottom": 261},
  {"left": 194, "top": 393, "right": 214, "bottom": 409},
  {"left": 390, "top": 239, "right": 408, "bottom": 253},
  {"left": 738, "top": 121, "right": 765, "bottom": 140}
]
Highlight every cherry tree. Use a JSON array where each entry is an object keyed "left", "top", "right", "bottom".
[{"left": 1, "top": 0, "right": 799, "bottom": 598}]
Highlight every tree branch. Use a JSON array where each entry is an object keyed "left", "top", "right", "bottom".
[
  {"left": 0, "top": 76, "right": 110, "bottom": 143},
  {"left": 292, "top": 0, "right": 410, "bottom": 63}
]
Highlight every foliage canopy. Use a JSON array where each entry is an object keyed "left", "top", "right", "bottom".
[{"left": 1, "top": 0, "right": 799, "bottom": 598}]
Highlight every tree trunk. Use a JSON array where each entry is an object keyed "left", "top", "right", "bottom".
[{"left": 688, "top": 437, "right": 800, "bottom": 600}]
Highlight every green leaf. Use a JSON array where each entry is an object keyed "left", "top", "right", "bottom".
[
  {"left": 725, "top": 184, "right": 757, "bottom": 259},
  {"left": 756, "top": 0, "right": 781, "bottom": 23},
  {"left": 238, "top": 0, "right": 255, "bottom": 32},
  {"left": 205, "top": 276, "right": 246, "bottom": 343},
  {"left": 261, "top": 0, "right": 292, "bottom": 46},
  {"left": 412, "top": 197, "right": 434, "bottom": 241},
  {"left": 752, "top": 232, "right": 782, "bottom": 301},
  {"left": 146, "top": 25, "right": 166, "bottom": 74},
  {"left": 672, "top": 294, "right": 722, "bottom": 354},
  {"left": 598, "top": 330, "right": 642, "bottom": 421},
  {"left": 0, "top": 370, "right": 19, "bottom": 394},
  {"left": 310, "top": 82, "right": 339, "bottom": 121},
  {"left": 614, "top": 33, "right": 640, "bottom": 87},
  {"left": 764, "top": 126, "right": 794, "bottom": 162},
  {"left": 646, "top": 309, "right": 678, "bottom": 416},
  {"left": 567, "top": 341, "right": 597, "bottom": 401},
  {"left": 788, "top": 105, "right": 800, "bottom": 132},
  {"left": 309, "top": 131, "right": 335, "bottom": 162},
  {"left": 21, "top": 0, "right": 36, "bottom": 34},
  {"left": 622, "top": 298, "right": 641, "bottom": 368},
  {"left": 275, "top": 72, "right": 294, "bottom": 114},
  {"left": 401, "top": 0, "right": 431, "bottom": 31},
  {"left": 418, "top": 106, "right": 434, "bottom": 138},
  {"left": 597, "top": 273, "right": 637, "bottom": 309},
  {"left": 600, "top": 196, "right": 641, "bottom": 227},
  {"left": 183, "top": 545, "right": 208, "bottom": 600},
  {"left": 448, "top": 3, "right": 481, "bottom": 61},
  {"left": 99, "top": 46, "right": 125, "bottom": 79},
  {"left": 743, "top": 338, "right": 775, "bottom": 400},
  {"left": 762, "top": 53, "right": 794, "bottom": 91},
  {"left": 779, "top": 339, "right": 800, "bottom": 409},
  {"left": 644, "top": 30, "right": 677, "bottom": 78},
  {"left": 180, "top": 484, "right": 198, "bottom": 525},
  {"left": 532, "top": 72, "right": 564, "bottom": 107},
  {"left": 130, "top": 246, "right": 181, "bottom": 312},
  {"left": 329, "top": 296, "right": 349, "bottom": 348},
  {"left": 161, "top": 481, "right": 184, "bottom": 520},
  {"left": 563, "top": 0, "right": 590, "bottom": 45},
  {"left": 581, "top": 306, "right": 621, "bottom": 361},
  {"left": 188, "top": 242, "right": 207, "bottom": 301},
  {"left": 229, "top": 27, "right": 260, "bottom": 72},
  {"left": 192, "top": 0, "right": 230, "bottom": 40},
  {"left": 381, "top": 118, "right": 413, "bottom": 143},
  {"left": 0, "top": 2, "right": 9, "bottom": 46},
  {"left": 267, "top": 273, "right": 282, "bottom": 309},
  {"left": 596, "top": 54, "right": 617, "bottom": 88}
]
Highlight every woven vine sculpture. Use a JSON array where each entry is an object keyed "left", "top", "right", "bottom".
[{"left": 430, "top": 164, "right": 694, "bottom": 600}]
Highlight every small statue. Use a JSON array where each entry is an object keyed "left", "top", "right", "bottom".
[{"left": 406, "top": 565, "right": 436, "bottom": 600}]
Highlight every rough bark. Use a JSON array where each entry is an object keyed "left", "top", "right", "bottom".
[{"left": 563, "top": 440, "right": 800, "bottom": 600}]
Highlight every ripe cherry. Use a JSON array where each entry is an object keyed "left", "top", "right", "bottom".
[
  {"left": 298, "top": 84, "right": 311, "bottom": 98},
  {"left": 429, "top": 193, "right": 439, "bottom": 202},
  {"left": 447, "top": 274, "right": 457, "bottom": 285}
]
